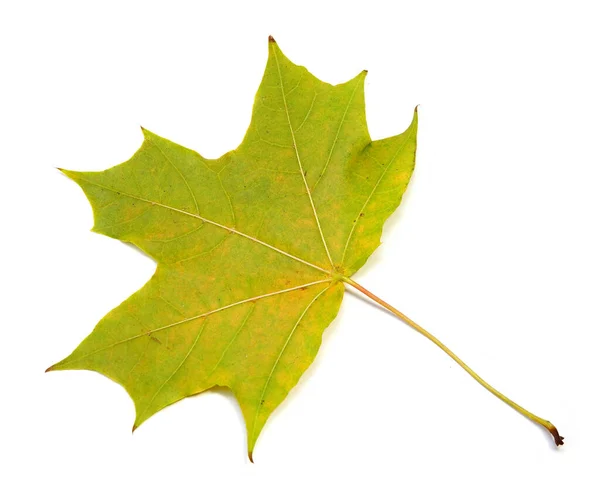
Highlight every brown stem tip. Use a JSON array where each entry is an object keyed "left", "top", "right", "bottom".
[
  {"left": 268, "top": 35, "right": 276, "bottom": 43},
  {"left": 549, "top": 425, "right": 564, "bottom": 446}
]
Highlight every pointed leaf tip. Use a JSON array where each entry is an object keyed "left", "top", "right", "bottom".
[
  {"left": 58, "top": 168, "right": 78, "bottom": 181},
  {"left": 268, "top": 35, "right": 276, "bottom": 43}
]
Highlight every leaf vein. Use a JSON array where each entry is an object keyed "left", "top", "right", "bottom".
[
  {"left": 313, "top": 77, "right": 363, "bottom": 191},
  {"left": 94, "top": 206, "right": 152, "bottom": 232},
  {"left": 139, "top": 321, "right": 208, "bottom": 421},
  {"left": 145, "top": 134, "right": 200, "bottom": 215},
  {"left": 73, "top": 177, "right": 329, "bottom": 274},
  {"left": 207, "top": 303, "right": 256, "bottom": 378},
  {"left": 341, "top": 123, "right": 417, "bottom": 264},
  {"left": 271, "top": 45, "right": 334, "bottom": 268},
  {"left": 294, "top": 92, "right": 317, "bottom": 133},
  {"left": 250, "top": 284, "right": 331, "bottom": 446},
  {"left": 54, "top": 280, "right": 332, "bottom": 369}
]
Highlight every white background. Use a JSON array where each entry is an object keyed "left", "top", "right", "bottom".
[{"left": 1, "top": 1, "right": 599, "bottom": 500}]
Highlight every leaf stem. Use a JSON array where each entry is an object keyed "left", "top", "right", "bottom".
[{"left": 343, "top": 277, "right": 563, "bottom": 447}]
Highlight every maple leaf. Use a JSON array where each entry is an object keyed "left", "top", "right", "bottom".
[{"left": 48, "top": 37, "right": 562, "bottom": 459}]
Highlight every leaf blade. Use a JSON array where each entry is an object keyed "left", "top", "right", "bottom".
[{"left": 50, "top": 38, "right": 417, "bottom": 457}]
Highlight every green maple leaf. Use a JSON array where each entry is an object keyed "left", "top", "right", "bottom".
[{"left": 48, "top": 37, "right": 562, "bottom": 459}]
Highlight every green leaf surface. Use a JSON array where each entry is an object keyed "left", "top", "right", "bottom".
[{"left": 49, "top": 38, "right": 417, "bottom": 458}]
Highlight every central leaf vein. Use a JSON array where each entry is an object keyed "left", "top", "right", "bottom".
[
  {"left": 74, "top": 177, "right": 329, "bottom": 274},
  {"left": 271, "top": 44, "right": 334, "bottom": 268},
  {"left": 52, "top": 279, "right": 333, "bottom": 369}
]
